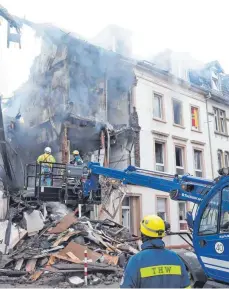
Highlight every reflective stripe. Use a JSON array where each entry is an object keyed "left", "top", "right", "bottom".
[
  {"left": 140, "top": 265, "right": 181, "bottom": 278},
  {"left": 185, "top": 286, "right": 191, "bottom": 288}
]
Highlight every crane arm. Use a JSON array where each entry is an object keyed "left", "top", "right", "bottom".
[{"left": 84, "top": 162, "right": 215, "bottom": 204}]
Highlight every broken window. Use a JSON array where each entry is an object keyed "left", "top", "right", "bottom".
[
  {"left": 214, "top": 107, "right": 226, "bottom": 133},
  {"left": 179, "top": 202, "right": 188, "bottom": 231},
  {"left": 194, "top": 149, "right": 203, "bottom": 177},
  {"left": 191, "top": 106, "right": 199, "bottom": 130},
  {"left": 155, "top": 142, "right": 165, "bottom": 172},
  {"left": 173, "top": 99, "right": 182, "bottom": 125},
  {"left": 175, "top": 146, "right": 184, "bottom": 175},
  {"left": 122, "top": 197, "right": 130, "bottom": 229},
  {"left": 156, "top": 197, "right": 168, "bottom": 221},
  {"left": 218, "top": 150, "right": 223, "bottom": 169},
  {"left": 153, "top": 93, "right": 163, "bottom": 119}
]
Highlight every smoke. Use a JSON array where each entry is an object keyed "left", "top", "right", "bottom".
[{"left": 2, "top": 20, "right": 136, "bottom": 176}]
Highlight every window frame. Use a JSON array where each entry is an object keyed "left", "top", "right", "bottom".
[
  {"left": 190, "top": 105, "right": 200, "bottom": 131},
  {"left": 198, "top": 189, "right": 221, "bottom": 236},
  {"left": 193, "top": 148, "right": 204, "bottom": 178},
  {"left": 178, "top": 201, "right": 188, "bottom": 232},
  {"left": 154, "top": 139, "right": 167, "bottom": 172},
  {"left": 213, "top": 107, "right": 227, "bottom": 134},
  {"left": 172, "top": 98, "right": 183, "bottom": 126},
  {"left": 153, "top": 92, "right": 164, "bottom": 120},
  {"left": 156, "top": 196, "right": 169, "bottom": 222},
  {"left": 174, "top": 145, "right": 186, "bottom": 175},
  {"left": 218, "top": 149, "right": 223, "bottom": 170},
  {"left": 225, "top": 151, "right": 229, "bottom": 168}
]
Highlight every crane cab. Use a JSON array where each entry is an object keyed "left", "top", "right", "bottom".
[{"left": 193, "top": 168, "right": 229, "bottom": 285}]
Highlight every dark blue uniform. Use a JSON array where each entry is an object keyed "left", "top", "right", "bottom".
[{"left": 120, "top": 238, "right": 190, "bottom": 288}]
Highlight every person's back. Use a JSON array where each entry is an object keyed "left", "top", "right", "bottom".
[
  {"left": 37, "top": 153, "right": 55, "bottom": 166},
  {"left": 120, "top": 238, "right": 190, "bottom": 288},
  {"left": 120, "top": 214, "right": 190, "bottom": 288}
]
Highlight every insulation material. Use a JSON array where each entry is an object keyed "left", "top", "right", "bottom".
[{"left": 0, "top": 221, "right": 27, "bottom": 254}]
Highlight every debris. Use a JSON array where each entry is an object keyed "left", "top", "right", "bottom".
[
  {"left": 14, "top": 258, "right": 24, "bottom": 270},
  {"left": 58, "top": 241, "right": 101, "bottom": 262},
  {"left": 0, "top": 203, "right": 137, "bottom": 287},
  {"left": 90, "top": 276, "right": 101, "bottom": 285},
  {"left": 52, "top": 230, "right": 80, "bottom": 247},
  {"left": 25, "top": 258, "right": 37, "bottom": 272},
  {"left": 67, "top": 276, "right": 84, "bottom": 287},
  {"left": 48, "top": 213, "right": 77, "bottom": 234},
  {"left": 23, "top": 210, "right": 44, "bottom": 236},
  {"left": 0, "top": 221, "right": 27, "bottom": 254}
]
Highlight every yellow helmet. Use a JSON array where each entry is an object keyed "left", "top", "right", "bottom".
[
  {"left": 72, "top": 150, "right": 79, "bottom": 155},
  {"left": 140, "top": 214, "right": 165, "bottom": 238}
]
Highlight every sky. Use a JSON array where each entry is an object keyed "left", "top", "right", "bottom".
[{"left": 1, "top": 0, "right": 229, "bottom": 95}]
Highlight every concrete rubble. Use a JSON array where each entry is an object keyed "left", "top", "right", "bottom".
[{"left": 0, "top": 198, "right": 140, "bottom": 287}]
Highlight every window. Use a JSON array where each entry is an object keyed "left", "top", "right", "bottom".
[
  {"left": 155, "top": 142, "right": 165, "bottom": 172},
  {"left": 218, "top": 150, "right": 223, "bottom": 170},
  {"left": 214, "top": 108, "right": 226, "bottom": 133},
  {"left": 153, "top": 93, "right": 163, "bottom": 119},
  {"left": 122, "top": 197, "right": 130, "bottom": 229},
  {"left": 225, "top": 152, "right": 229, "bottom": 168},
  {"left": 156, "top": 197, "right": 168, "bottom": 221},
  {"left": 173, "top": 99, "right": 182, "bottom": 125},
  {"left": 191, "top": 106, "right": 199, "bottom": 130},
  {"left": 199, "top": 190, "right": 220, "bottom": 235},
  {"left": 179, "top": 202, "right": 188, "bottom": 231},
  {"left": 194, "top": 149, "right": 203, "bottom": 177},
  {"left": 220, "top": 186, "right": 229, "bottom": 233},
  {"left": 175, "top": 146, "right": 184, "bottom": 175}
]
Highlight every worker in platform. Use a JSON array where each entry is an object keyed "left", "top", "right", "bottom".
[
  {"left": 120, "top": 214, "right": 191, "bottom": 288},
  {"left": 37, "top": 147, "right": 56, "bottom": 186},
  {"left": 70, "top": 150, "right": 83, "bottom": 165}
]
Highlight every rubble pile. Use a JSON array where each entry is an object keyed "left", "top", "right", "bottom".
[{"left": 0, "top": 199, "right": 140, "bottom": 287}]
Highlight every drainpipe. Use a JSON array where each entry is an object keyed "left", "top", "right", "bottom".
[{"left": 205, "top": 92, "right": 214, "bottom": 178}]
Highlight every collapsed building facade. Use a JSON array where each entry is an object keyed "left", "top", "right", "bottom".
[{"left": 3, "top": 22, "right": 140, "bottom": 189}]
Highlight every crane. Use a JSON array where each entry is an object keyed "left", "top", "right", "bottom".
[{"left": 77, "top": 162, "right": 229, "bottom": 288}]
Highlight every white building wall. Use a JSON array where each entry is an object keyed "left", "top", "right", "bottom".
[
  {"left": 126, "top": 66, "right": 213, "bottom": 247},
  {"left": 207, "top": 98, "right": 229, "bottom": 178}
]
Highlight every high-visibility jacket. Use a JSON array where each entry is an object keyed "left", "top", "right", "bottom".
[
  {"left": 37, "top": 153, "right": 56, "bottom": 168},
  {"left": 120, "top": 238, "right": 191, "bottom": 288}
]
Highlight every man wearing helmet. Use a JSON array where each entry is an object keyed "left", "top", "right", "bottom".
[
  {"left": 70, "top": 150, "right": 83, "bottom": 165},
  {"left": 120, "top": 214, "right": 190, "bottom": 288},
  {"left": 37, "top": 147, "right": 56, "bottom": 186}
]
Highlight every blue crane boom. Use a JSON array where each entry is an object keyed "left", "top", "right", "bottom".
[
  {"left": 84, "top": 162, "right": 214, "bottom": 204},
  {"left": 82, "top": 162, "right": 229, "bottom": 287}
]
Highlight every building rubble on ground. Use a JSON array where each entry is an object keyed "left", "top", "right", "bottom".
[
  {"left": 0, "top": 198, "right": 141, "bottom": 287},
  {"left": 0, "top": 19, "right": 143, "bottom": 288}
]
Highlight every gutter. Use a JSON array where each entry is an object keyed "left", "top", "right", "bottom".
[{"left": 205, "top": 92, "right": 214, "bottom": 178}]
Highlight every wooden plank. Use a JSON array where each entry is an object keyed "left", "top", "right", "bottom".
[
  {"left": 58, "top": 241, "right": 101, "bottom": 262},
  {"left": 48, "top": 213, "right": 77, "bottom": 234},
  {"left": 52, "top": 253, "right": 82, "bottom": 264},
  {"left": 26, "top": 259, "right": 37, "bottom": 272},
  {"left": 52, "top": 230, "right": 80, "bottom": 247},
  {"left": 14, "top": 258, "right": 24, "bottom": 271},
  {"left": 66, "top": 252, "right": 81, "bottom": 262}
]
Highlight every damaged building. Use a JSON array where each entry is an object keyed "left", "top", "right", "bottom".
[{"left": 3, "top": 21, "right": 139, "bottom": 180}]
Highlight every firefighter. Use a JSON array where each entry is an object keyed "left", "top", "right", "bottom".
[
  {"left": 70, "top": 150, "right": 83, "bottom": 165},
  {"left": 120, "top": 214, "right": 191, "bottom": 288},
  {"left": 37, "top": 147, "right": 56, "bottom": 186}
]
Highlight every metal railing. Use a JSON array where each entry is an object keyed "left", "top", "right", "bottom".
[{"left": 25, "top": 162, "right": 67, "bottom": 192}]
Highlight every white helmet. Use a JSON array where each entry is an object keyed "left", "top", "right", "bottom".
[{"left": 44, "top": 147, "right": 51, "bottom": 154}]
